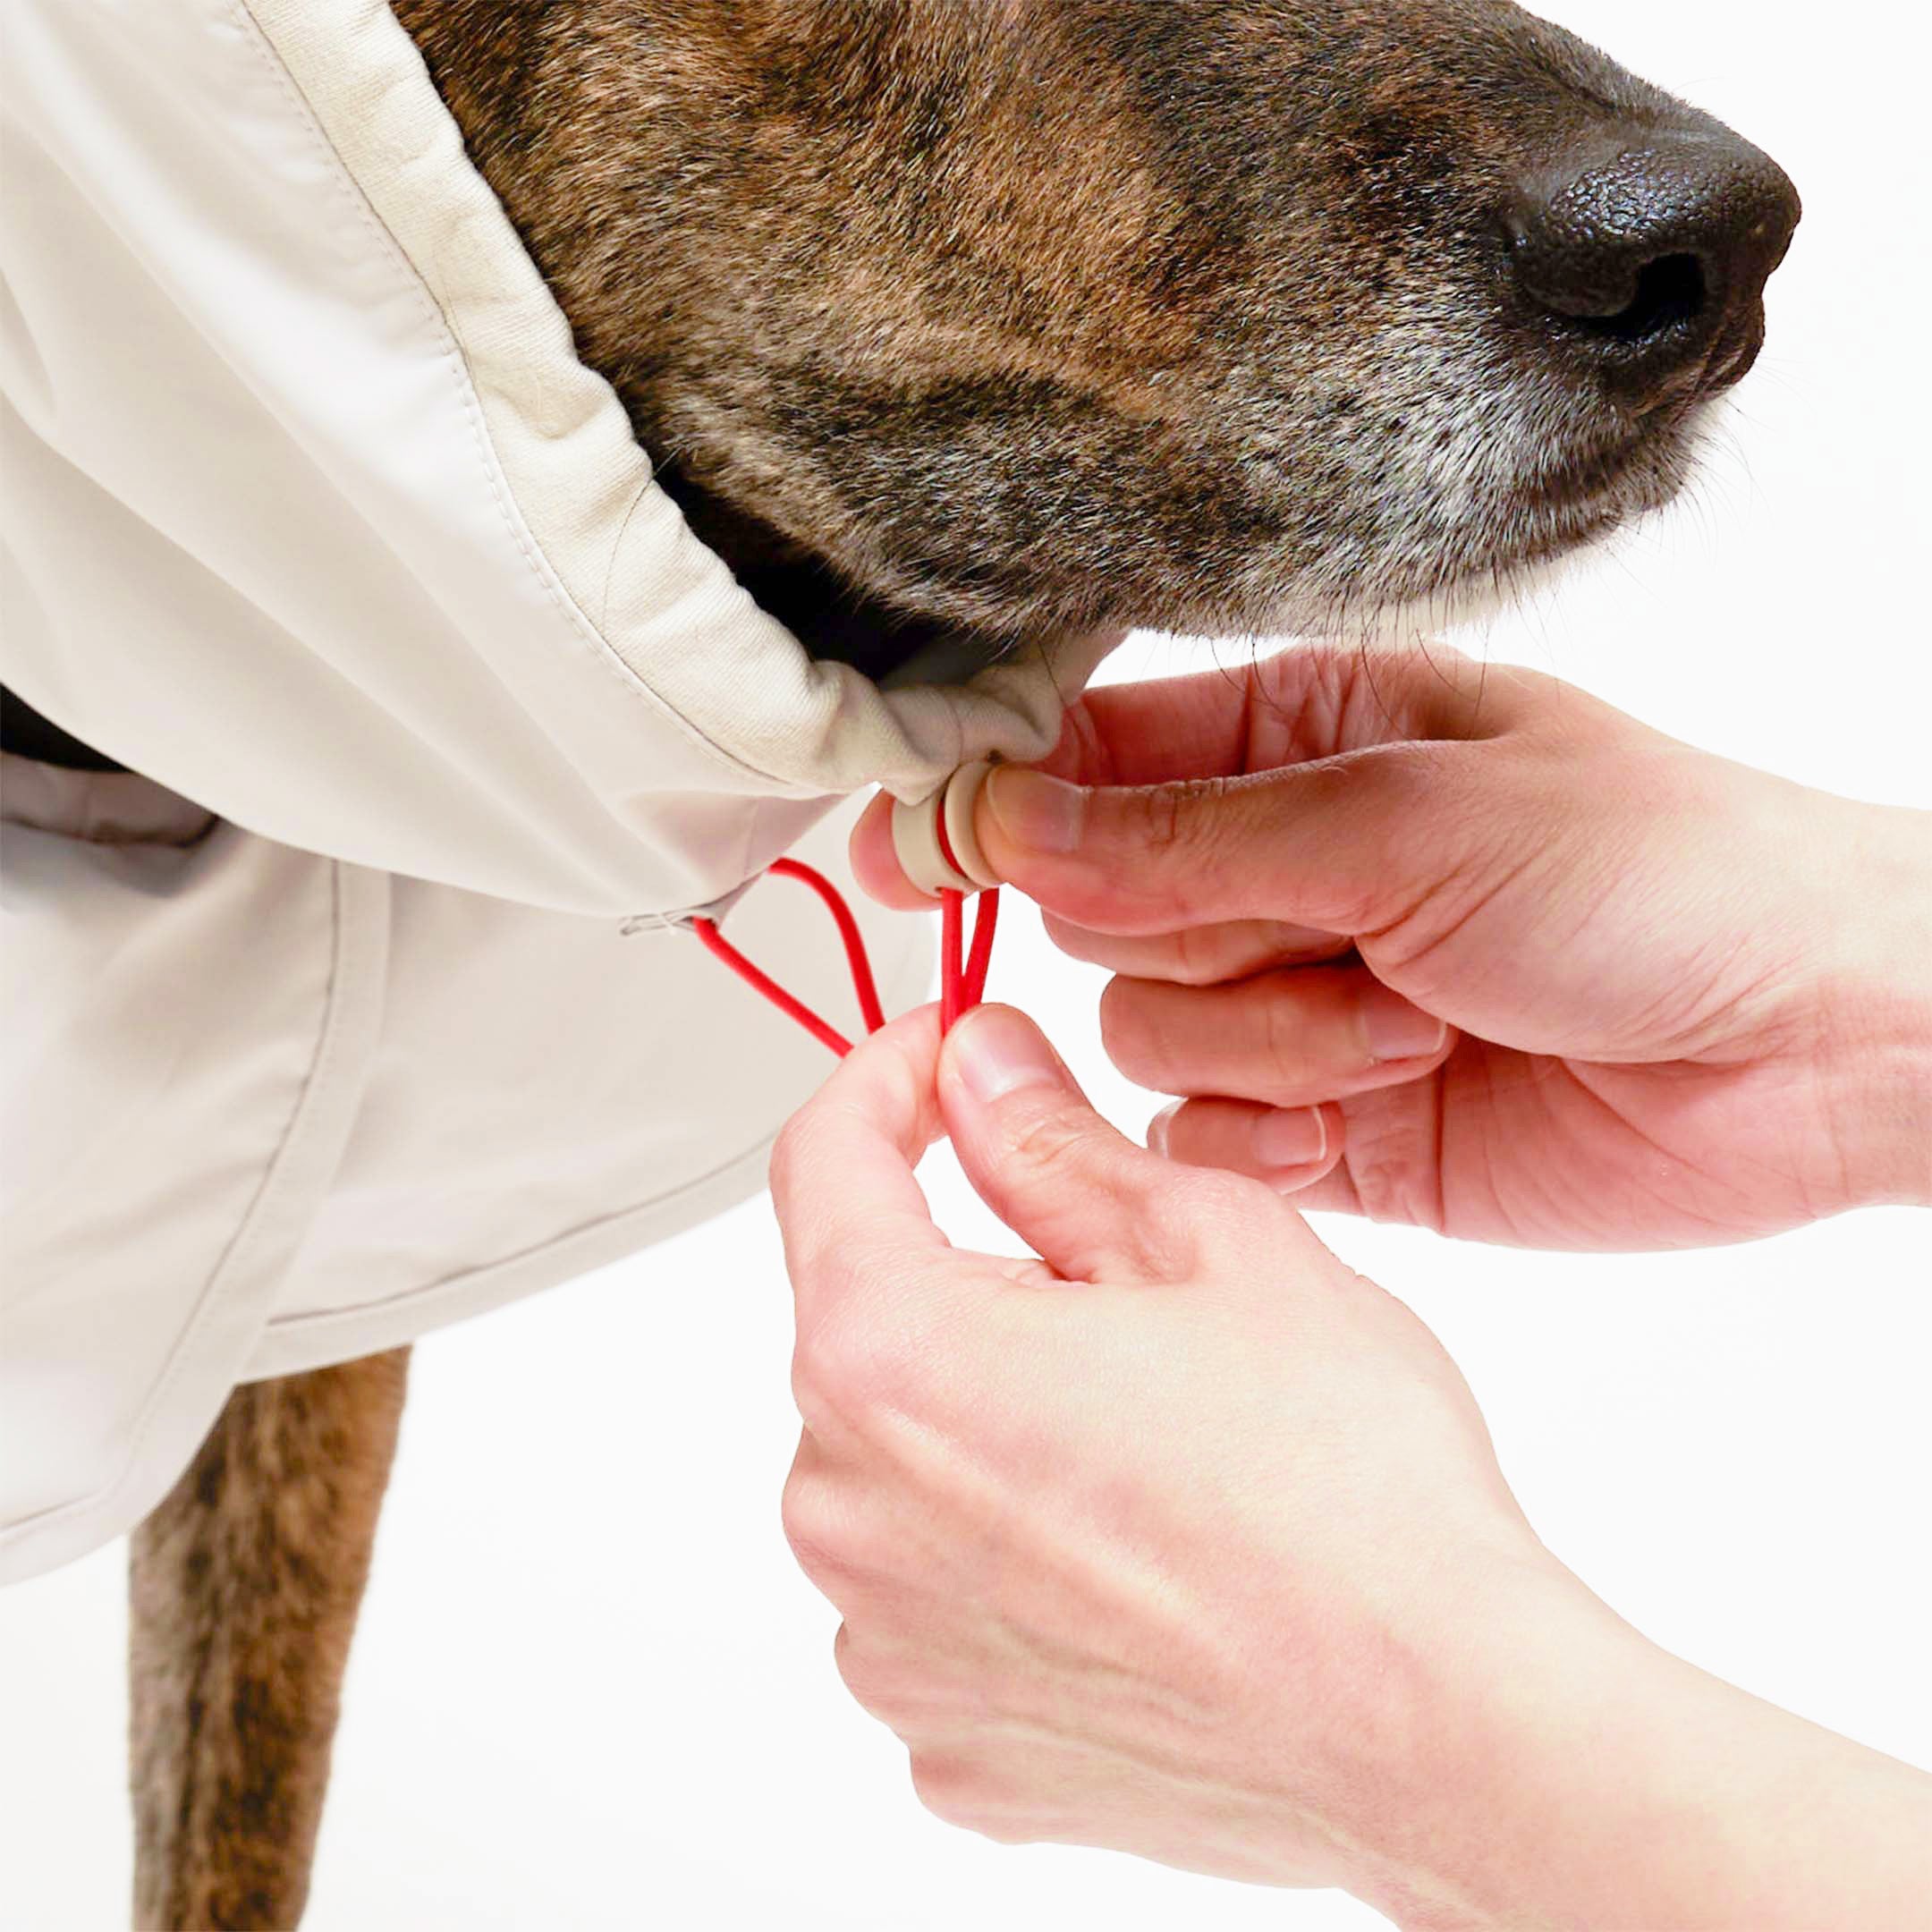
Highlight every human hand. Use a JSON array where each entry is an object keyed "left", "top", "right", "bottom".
[
  {"left": 774, "top": 1005, "right": 1932, "bottom": 1927},
  {"left": 774, "top": 1000, "right": 1551, "bottom": 1897},
  {"left": 853, "top": 648, "right": 1932, "bottom": 1249}
]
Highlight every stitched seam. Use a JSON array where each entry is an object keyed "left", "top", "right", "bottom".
[
  {"left": 255, "top": 915, "right": 933, "bottom": 1343},
  {"left": 3, "top": 856, "right": 378, "bottom": 1546},
  {"left": 261, "top": 1133, "right": 786, "bottom": 1341},
  {"left": 225, "top": 0, "right": 793, "bottom": 793}
]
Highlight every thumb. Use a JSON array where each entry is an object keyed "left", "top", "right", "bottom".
[
  {"left": 937, "top": 1004, "right": 1191, "bottom": 1283},
  {"left": 973, "top": 742, "right": 1480, "bottom": 939}
]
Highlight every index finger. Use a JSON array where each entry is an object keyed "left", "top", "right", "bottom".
[{"left": 768, "top": 1004, "right": 953, "bottom": 1314}]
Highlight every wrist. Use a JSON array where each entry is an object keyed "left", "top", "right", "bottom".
[
  {"left": 1326, "top": 1550, "right": 1932, "bottom": 1930},
  {"left": 1316, "top": 1553, "right": 1638, "bottom": 1928},
  {"left": 1812, "top": 799, "right": 1932, "bottom": 1209}
]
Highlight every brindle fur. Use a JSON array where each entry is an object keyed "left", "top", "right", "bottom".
[
  {"left": 125, "top": 3, "right": 1776, "bottom": 1922},
  {"left": 394, "top": 0, "right": 1712, "bottom": 674},
  {"left": 130, "top": 1350, "right": 409, "bottom": 1929}
]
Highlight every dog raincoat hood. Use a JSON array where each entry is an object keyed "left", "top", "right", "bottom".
[{"left": 1, "top": 0, "right": 1106, "bottom": 1580}]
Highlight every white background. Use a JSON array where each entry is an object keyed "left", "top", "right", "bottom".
[{"left": 4, "top": 1, "right": 1928, "bottom": 1926}]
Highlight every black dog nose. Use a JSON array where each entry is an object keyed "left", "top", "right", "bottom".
[{"left": 1504, "top": 124, "right": 1800, "bottom": 407}]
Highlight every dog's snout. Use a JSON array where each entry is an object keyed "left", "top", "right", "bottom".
[{"left": 1504, "top": 125, "right": 1801, "bottom": 408}]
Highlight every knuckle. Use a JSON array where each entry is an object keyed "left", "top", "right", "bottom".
[
  {"left": 780, "top": 1467, "right": 850, "bottom": 1581},
  {"left": 791, "top": 1317, "right": 873, "bottom": 1428},
  {"left": 1112, "top": 778, "right": 1255, "bottom": 927},
  {"left": 792, "top": 1324, "right": 872, "bottom": 1436},
  {"left": 911, "top": 1755, "right": 1033, "bottom": 1843},
  {"left": 1257, "top": 984, "right": 1312, "bottom": 1083},
  {"left": 788, "top": 1314, "right": 849, "bottom": 1423},
  {"left": 767, "top": 1110, "right": 813, "bottom": 1202},
  {"left": 1169, "top": 921, "right": 1233, "bottom": 987},
  {"left": 971, "top": 1817, "right": 1033, "bottom": 1848},
  {"left": 1166, "top": 919, "right": 1311, "bottom": 989},
  {"left": 830, "top": 1623, "right": 869, "bottom": 1694},
  {"left": 791, "top": 1268, "right": 928, "bottom": 1431},
  {"left": 1128, "top": 777, "right": 1224, "bottom": 868},
  {"left": 1338, "top": 1101, "right": 1448, "bottom": 1233},
  {"left": 833, "top": 1630, "right": 907, "bottom": 1724},
  {"left": 1002, "top": 1106, "right": 1104, "bottom": 1188},
  {"left": 909, "top": 1753, "right": 988, "bottom": 1832},
  {"left": 1132, "top": 779, "right": 1191, "bottom": 856}
]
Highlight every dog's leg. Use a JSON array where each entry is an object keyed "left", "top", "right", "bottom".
[{"left": 128, "top": 1347, "right": 411, "bottom": 1931}]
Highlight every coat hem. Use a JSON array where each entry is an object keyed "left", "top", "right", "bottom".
[
  {"left": 242, "top": 891, "right": 935, "bottom": 1380},
  {"left": 0, "top": 854, "right": 392, "bottom": 1587},
  {"left": 241, "top": 1128, "right": 786, "bottom": 1381}
]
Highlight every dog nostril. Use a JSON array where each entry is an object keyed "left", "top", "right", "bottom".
[
  {"left": 1589, "top": 253, "right": 1706, "bottom": 343},
  {"left": 1504, "top": 122, "right": 1800, "bottom": 400}
]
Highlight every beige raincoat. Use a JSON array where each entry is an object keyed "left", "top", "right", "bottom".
[{"left": 1, "top": 0, "right": 1104, "bottom": 1580}]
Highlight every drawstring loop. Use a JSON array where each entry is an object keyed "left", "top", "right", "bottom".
[{"left": 691, "top": 858, "right": 998, "bottom": 1059}]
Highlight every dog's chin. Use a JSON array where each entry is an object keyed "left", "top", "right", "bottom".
[
  {"left": 1328, "top": 491, "right": 1651, "bottom": 644},
  {"left": 1311, "top": 535, "right": 1611, "bottom": 648},
  {"left": 704, "top": 400, "right": 1715, "bottom": 684},
  {"left": 785, "top": 481, "right": 1665, "bottom": 683},
  {"left": 1276, "top": 407, "right": 1714, "bottom": 648}
]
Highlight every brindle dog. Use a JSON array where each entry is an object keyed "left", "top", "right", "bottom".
[{"left": 127, "top": 2, "right": 1798, "bottom": 1923}]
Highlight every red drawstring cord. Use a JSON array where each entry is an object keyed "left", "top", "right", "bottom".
[
  {"left": 691, "top": 857, "right": 997, "bottom": 1058},
  {"left": 941, "top": 885, "right": 999, "bottom": 1031},
  {"left": 932, "top": 772, "right": 997, "bottom": 1030},
  {"left": 766, "top": 857, "right": 888, "bottom": 1034}
]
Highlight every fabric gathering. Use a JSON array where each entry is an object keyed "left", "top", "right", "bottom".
[{"left": 0, "top": 0, "right": 1113, "bottom": 1583}]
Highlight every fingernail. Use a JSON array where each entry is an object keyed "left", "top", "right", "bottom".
[
  {"left": 984, "top": 767, "right": 1085, "bottom": 854},
  {"left": 1359, "top": 983, "right": 1448, "bottom": 1063},
  {"left": 1148, "top": 1100, "right": 1182, "bottom": 1156},
  {"left": 1253, "top": 1106, "right": 1328, "bottom": 1170},
  {"left": 948, "top": 1004, "right": 1068, "bottom": 1105}
]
